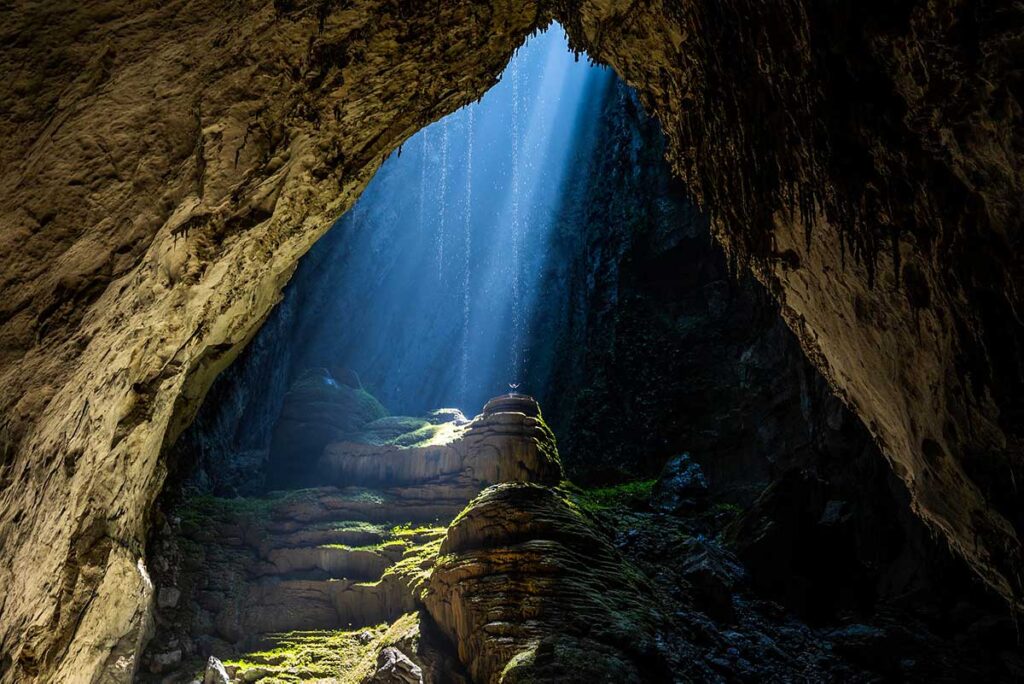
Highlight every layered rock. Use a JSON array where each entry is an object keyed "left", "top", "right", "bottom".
[
  {"left": 143, "top": 394, "right": 564, "bottom": 680},
  {"left": 268, "top": 368, "right": 388, "bottom": 485},
  {"left": 319, "top": 393, "right": 562, "bottom": 490},
  {"left": 423, "top": 483, "right": 669, "bottom": 684}
]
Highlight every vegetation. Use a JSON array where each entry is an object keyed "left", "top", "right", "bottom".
[
  {"left": 225, "top": 625, "right": 388, "bottom": 682},
  {"left": 387, "top": 530, "right": 446, "bottom": 597},
  {"left": 568, "top": 479, "right": 656, "bottom": 514}
]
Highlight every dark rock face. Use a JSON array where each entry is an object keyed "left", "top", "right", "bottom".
[
  {"left": 650, "top": 453, "right": 709, "bottom": 513},
  {"left": 268, "top": 368, "right": 387, "bottom": 486}
]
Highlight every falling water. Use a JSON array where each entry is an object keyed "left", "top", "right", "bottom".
[
  {"left": 459, "top": 107, "right": 475, "bottom": 402},
  {"left": 435, "top": 118, "right": 450, "bottom": 279},
  {"left": 508, "top": 57, "right": 523, "bottom": 383},
  {"left": 418, "top": 128, "right": 429, "bottom": 232}
]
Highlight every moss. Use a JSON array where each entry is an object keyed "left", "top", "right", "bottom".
[
  {"left": 710, "top": 502, "right": 742, "bottom": 516},
  {"left": 354, "top": 415, "right": 431, "bottom": 445},
  {"left": 318, "top": 539, "right": 409, "bottom": 553},
  {"left": 387, "top": 422, "right": 444, "bottom": 447},
  {"left": 569, "top": 479, "right": 656, "bottom": 514},
  {"left": 177, "top": 489, "right": 318, "bottom": 530},
  {"left": 225, "top": 625, "right": 389, "bottom": 682},
  {"left": 373, "top": 525, "right": 446, "bottom": 598}
]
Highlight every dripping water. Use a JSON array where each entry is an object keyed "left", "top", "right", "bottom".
[
  {"left": 436, "top": 118, "right": 450, "bottom": 280},
  {"left": 509, "top": 57, "right": 523, "bottom": 383}
]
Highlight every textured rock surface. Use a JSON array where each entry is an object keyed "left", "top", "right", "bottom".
[
  {"left": 1, "top": 0, "right": 1022, "bottom": 680},
  {"left": 650, "top": 453, "right": 709, "bottom": 513},
  {"left": 423, "top": 483, "right": 668, "bottom": 684},
  {"left": 269, "top": 368, "right": 387, "bottom": 485},
  {"left": 320, "top": 394, "right": 563, "bottom": 490},
  {"left": 142, "top": 394, "right": 561, "bottom": 680}
]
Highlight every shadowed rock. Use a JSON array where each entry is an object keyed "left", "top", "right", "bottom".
[{"left": 424, "top": 483, "right": 669, "bottom": 684}]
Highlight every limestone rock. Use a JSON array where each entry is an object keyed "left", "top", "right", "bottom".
[
  {"left": 319, "top": 394, "right": 563, "bottom": 490},
  {"left": 148, "top": 649, "right": 182, "bottom": 673},
  {"left": 424, "top": 483, "right": 669, "bottom": 683},
  {"left": 371, "top": 646, "right": 424, "bottom": 684},
  {"left": 1, "top": 0, "right": 1022, "bottom": 680},
  {"left": 157, "top": 586, "right": 181, "bottom": 609},
  {"left": 650, "top": 453, "right": 708, "bottom": 513},
  {"left": 269, "top": 369, "right": 388, "bottom": 485},
  {"left": 203, "top": 656, "right": 230, "bottom": 684},
  {"left": 423, "top": 409, "right": 468, "bottom": 426}
]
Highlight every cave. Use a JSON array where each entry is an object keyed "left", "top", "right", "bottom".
[{"left": 1, "top": 1, "right": 1023, "bottom": 682}]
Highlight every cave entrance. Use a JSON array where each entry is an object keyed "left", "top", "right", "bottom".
[{"left": 139, "top": 21, "right": 1016, "bottom": 684}]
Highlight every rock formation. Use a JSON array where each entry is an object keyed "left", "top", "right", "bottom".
[
  {"left": 319, "top": 394, "right": 563, "bottom": 490},
  {"left": 424, "top": 483, "right": 668, "bottom": 684},
  {"left": 142, "top": 394, "right": 567, "bottom": 680},
  {"left": 1, "top": 0, "right": 1022, "bottom": 680}
]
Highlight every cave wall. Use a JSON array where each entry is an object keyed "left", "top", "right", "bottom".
[
  {"left": 0, "top": 0, "right": 1021, "bottom": 680},
  {"left": 0, "top": 2, "right": 545, "bottom": 679},
  {"left": 556, "top": 0, "right": 1024, "bottom": 606},
  {"left": 524, "top": 80, "right": 992, "bottom": 624}
]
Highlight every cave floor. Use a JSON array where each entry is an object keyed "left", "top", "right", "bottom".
[{"left": 142, "top": 478, "right": 1021, "bottom": 683}]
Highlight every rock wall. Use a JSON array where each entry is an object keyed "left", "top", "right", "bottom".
[
  {"left": 0, "top": 2, "right": 545, "bottom": 679},
  {"left": 0, "top": 0, "right": 1021, "bottom": 680},
  {"left": 557, "top": 0, "right": 1024, "bottom": 608}
]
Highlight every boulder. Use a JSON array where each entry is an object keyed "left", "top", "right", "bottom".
[
  {"left": 650, "top": 453, "right": 708, "bottom": 512},
  {"left": 157, "top": 586, "right": 181, "bottom": 609},
  {"left": 148, "top": 649, "right": 182, "bottom": 673},
  {"left": 679, "top": 538, "right": 742, "bottom": 623},
  {"left": 371, "top": 646, "right": 424, "bottom": 683},
  {"left": 424, "top": 483, "right": 670, "bottom": 683},
  {"left": 423, "top": 408, "right": 469, "bottom": 425},
  {"left": 203, "top": 656, "right": 231, "bottom": 684}
]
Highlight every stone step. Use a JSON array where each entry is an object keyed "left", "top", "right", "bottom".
[
  {"left": 253, "top": 544, "right": 402, "bottom": 580},
  {"left": 256, "top": 486, "right": 471, "bottom": 528},
  {"left": 238, "top": 575, "right": 416, "bottom": 634},
  {"left": 263, "top": 523, "right": 385, "bottom": 550}
]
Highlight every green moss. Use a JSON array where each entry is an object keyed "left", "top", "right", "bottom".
[
  {"left": 386, "top": 422, "right": 445, "bottom": 447},
  {"left": 318, "top": 539, "right": 409, "bottom": 553},
  {"left": 384, "top": 526, "right": 447, "bottom": 597},
  {"left": 570, "top": 479, "right": 656, "bottom": 514},
  {"left": 178, "top": 489, "right": 318, "bottom": 530},
  {"left": 225, "top": 626, "right": 387, "bottom": 682},
  {"left": 710, "top": 502, "right": 742, "bottom": 516}
]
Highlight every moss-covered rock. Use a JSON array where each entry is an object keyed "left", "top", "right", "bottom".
[
  {"left": 424, "top": 483, "right": 669, "bottom": 683},
  {"left": 268, "top": 369, "right": 389, "bottom": 486}
]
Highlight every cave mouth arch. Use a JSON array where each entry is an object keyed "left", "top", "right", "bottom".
[
  {"left": 137, "top": 20, "right": 1017, "bottom": 684},
  {"left": 1, "top": 2, "right": 1022, "bottom": 681}
]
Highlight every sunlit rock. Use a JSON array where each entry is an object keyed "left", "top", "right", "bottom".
[{"left": 319, "top": 393, "right": 563, "bottom": 490}]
